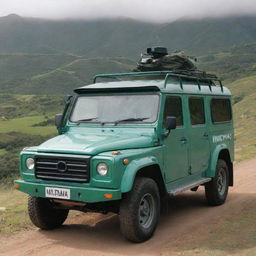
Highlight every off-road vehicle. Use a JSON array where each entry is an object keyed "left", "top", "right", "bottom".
[{"left": 14, "top": 70, "right": 234, "bottom": 242}]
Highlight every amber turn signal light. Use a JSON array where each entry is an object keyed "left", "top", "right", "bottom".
[
  {"left": 13, "top": 184, "right": 20, "bottom": 189},
  {"left": 104, "top": 194, "right": 113, "bottom": 199},
  {"left": 112, "top": 151, "right": 120, "bottom": 155},
  {"left": 123, "top": 159, "right": 129, "bottom": 165}
]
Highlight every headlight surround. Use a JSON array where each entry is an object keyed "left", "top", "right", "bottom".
[
  {"left": 97, "top": 162, "right": 108, "bottom": 176},
  {"left": 26, "top": 157, "right": 35, "bottom": 170}
]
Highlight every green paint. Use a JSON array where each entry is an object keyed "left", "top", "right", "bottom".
[{"left": 15, "top": 71, "right": 234, "bottom": 205}]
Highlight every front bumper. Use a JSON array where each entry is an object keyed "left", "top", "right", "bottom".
[{"left": 14, "top": 180, "right": 122, "bottom": 203}]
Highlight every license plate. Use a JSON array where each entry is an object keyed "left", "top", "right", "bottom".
[{"left": 45, "top": 187, "right": 70, "bottom": 200}]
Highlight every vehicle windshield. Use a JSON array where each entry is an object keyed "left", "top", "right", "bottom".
[{"left": 70, "top": 94, "right": 159, "bottom": 124}]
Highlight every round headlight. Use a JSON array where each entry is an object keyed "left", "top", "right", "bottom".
[
  {"left": 97, "top": 163, "right": 108, "bottom": 176},
  {"left": 26, "top": 158, "right": 35, "bottom": 170}
]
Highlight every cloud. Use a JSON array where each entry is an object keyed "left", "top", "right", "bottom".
[{"left": 0, "top": 0, "right": 256, "bottom": 22}]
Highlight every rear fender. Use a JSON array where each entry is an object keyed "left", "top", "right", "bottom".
[{"left": 208, "top": 143, "right": 229, "bottom": 177}]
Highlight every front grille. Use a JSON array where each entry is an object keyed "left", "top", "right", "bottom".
[{"left": 35, "top": 156, "right": 90, "bottom": 183}]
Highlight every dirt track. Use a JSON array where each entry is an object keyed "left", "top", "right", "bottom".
[{"left": 0, "top": 158, "right": 255, "bottom": 256}]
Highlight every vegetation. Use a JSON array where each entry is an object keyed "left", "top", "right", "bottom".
[
  {"left": 0, "top": 189, "right": 31, "bottom": 234},
  {"left": 1, "top": 14, "right": 256, "bottom": 57},
  {"left": 198, "top": 44, "right": 256, "bottom": 82},
  {"left": 0, "top": 94, "right": 63, "bottom": 181},
  {"left": 228, "top": 75, "right": 256, "bottom": 161},
  {"left": 0, "top": 56, "right": 134, "bottom": 94}
]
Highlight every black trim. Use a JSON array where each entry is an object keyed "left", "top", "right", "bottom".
[
  {"left": 35, "top": 155, "right": 90, "bottom": 183},
  {"left": 74, "top": 86, "right": 160, "bottom": 94},
  {"left": 189, "top": 97, "right": 206, "bottom": 125},
  {"left": 211, "top": 98, "right": 232, "bottom": 124}
]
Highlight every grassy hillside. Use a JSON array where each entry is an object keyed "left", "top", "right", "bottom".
[
  {"left": 0, "top": 14, "right": 256, "bottom": 57},
  {"left": 0, "top": 94, "right": 64, "bottom": 180},
  {"left": 227, "top": 75, "right": 256, "bottom": 161},
  {"left": 198, "top": 44, "right": 256, "bottom": 82},
  {"left": 0, "top": 55, "right": 134, "bottom": 94},
  {"left": 1, "top": 44, "right": 256, "bottom": 95}
]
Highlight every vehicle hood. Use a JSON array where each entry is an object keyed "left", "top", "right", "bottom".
[{"left": 36, "top": 128, "right": 158, "bottom": 155}]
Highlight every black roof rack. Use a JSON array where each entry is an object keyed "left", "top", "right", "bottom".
[{"left": 93, "top": 70, "right": 223, "bottom": 92}]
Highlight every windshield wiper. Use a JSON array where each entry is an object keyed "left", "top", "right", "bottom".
[
  {"left": 114, "top": 117, "right": 149, "bottom": 125},
  {"left": 76, "top": 117, "right": 99, "bottom": 122}
]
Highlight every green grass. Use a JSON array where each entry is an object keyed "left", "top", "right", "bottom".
[
  {"left": 0, "top": 189, "right": 32, "bottom": 235},
  {"left": 0, "top": 149, "right": 6, "bottom": 155},
  {"left": 227, "top": 75, "right": 256, "bottom": 161},
  {"left": 0, "top": 94, "right": 64, "bottom": 119},
  {"left": 0, "top": 116, "right": 56, "bottom": 135}
]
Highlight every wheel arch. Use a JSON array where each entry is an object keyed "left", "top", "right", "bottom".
[
  {"left": 218, "top": 149, "right": 233, "bottom": 186},
  {"left": 120, "top": 157, "right": 166, "bottom": 197},
  {"left": 208, "top": 144, "right": 233, "bottom": 186},
  {"left": 135, "top": 164, "right": 166, "bottom": 198}
]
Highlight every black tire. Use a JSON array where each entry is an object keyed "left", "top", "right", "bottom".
[
  {"left": 119, "top": 177, "right": 160, "bottom": 243},
  {"left": 205, "top": 159, "right": 229, "bottom": 206},
  {"left": 28, "top": 196, "right": 69, "bottom": 230}
]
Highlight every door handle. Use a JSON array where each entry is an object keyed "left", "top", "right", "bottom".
[
  {"left": 180, "top": 137, "right": 188, "bottom": 143},
  {"left": 203, "top": 132, "right": 209, "bottom": 138}
]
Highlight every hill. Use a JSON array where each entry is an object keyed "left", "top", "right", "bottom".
[
  {"left": 1, "top": 44, "right": 256, "bottom": 95},
  {"left": 227, "top": 75, "right": 256, "bottom": 161},
  {"left": 198, "top": 44, "right": 256, "bottom": 82},
  {"left": 0, "top": 14, "right": 256, "bottom": 57},
  {"left": 0, "top": 55, "right": 134, "bottom": 94}
]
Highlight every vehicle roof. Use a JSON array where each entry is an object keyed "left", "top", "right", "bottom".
[{"left": 74, "top": 72, "right": 232, "bottom": 96}]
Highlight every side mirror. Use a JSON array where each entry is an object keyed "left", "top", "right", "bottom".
[
  {"left": 166, "top": 116, "right": 176, "bottom": 130},
  {"left": 55, "top": 113, "right": 63, "bottom": 129}
]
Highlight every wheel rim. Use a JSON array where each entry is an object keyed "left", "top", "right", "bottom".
[
  {"left": 217, "top": 167, "right": 227, "bottom": 196},
  {"left": 138, "top": 193, "right": 155, "bottom": 229}
]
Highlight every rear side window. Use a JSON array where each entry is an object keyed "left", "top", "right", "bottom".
[
  {"left": 211, "top": 98, "right": 232, "bottom": 123},
  {"left": 189, "top": 98, "right": 205, "bottom": 125},
  {"left": 163, "top": 96, "right": 183, "bottom": 127}
]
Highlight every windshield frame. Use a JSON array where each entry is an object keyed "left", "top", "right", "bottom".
[{"left": 68, "top": 92, "right": 161, "bottom": 126}]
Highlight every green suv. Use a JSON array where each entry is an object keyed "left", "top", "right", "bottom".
[{"left": 14, "top": 71, "right": 234, "bottom": 242}]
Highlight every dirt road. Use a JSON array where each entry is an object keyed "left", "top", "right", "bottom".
[{"left": 0, "top": 158, "right": 255, "bottom": 256}]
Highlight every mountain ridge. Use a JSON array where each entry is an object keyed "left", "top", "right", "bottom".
[{"left": 0, "top": 14, "right": 256, "bottom": 57}]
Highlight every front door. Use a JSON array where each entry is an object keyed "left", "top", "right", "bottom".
[
  {"left": 187, "top": 97, "right": 210, "bottom": 174},
  {"left": 163, "top": 95, "right": 189, "bottom": 182}
]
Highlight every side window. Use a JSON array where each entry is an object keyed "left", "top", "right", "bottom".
[
  {"left": 211, "top": 98, "right": 232, "bottom": 123},
  {"left": 163, "top": 96, "right": 183, "bottom": 128},
  {"left": 189, "top": 97, "right": 205, "bottom": 125}
]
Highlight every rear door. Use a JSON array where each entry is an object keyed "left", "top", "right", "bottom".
[{"left": 187, "top": 96, "right": 210, "bottom": 174}]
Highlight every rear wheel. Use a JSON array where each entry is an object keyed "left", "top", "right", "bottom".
[
  {"left": 119, "top": 177, "right": 160, "bottom": 242},
  {"left": 205, "top": 159, "right": 229, "bottom": 206},
  {"left": 28, "top": 196, "right": 69, "bottom": 230}
]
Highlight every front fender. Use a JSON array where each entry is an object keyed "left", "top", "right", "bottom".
[
  {"left": 207, "top": 143, "right": 228, "bottom": 177},
  {"left": 120, "top": 156, "right": 159, "bottom": 193}
]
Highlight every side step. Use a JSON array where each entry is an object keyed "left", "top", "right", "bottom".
[{"left": 168, "top": 178, "right": 212, "bottom": 196}]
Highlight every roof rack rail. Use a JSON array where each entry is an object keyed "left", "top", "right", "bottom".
[{"left": 93, "top": 70, "right": 223, "bottom": 91}]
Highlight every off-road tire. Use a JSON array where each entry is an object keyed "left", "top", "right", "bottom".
[
  {"left": 205, "top": 159, "right": 229, "bottom": 206},
  {"left": 28, "top": 196, "right": 69, "bottom": 230},
  {"left": 119, "top": 177, "right": 160, "bottom": 243}
]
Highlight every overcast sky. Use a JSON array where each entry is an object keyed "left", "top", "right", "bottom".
[{"left": 1, "top": 0, "right": 256, "bottom": 22}]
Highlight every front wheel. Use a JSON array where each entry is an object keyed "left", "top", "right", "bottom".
[
  {"left": 205, "top": 159, "right": 229, "bottom": 206},
  {"left": 28, "top": 196, "right": 69, "bottom": 230},
  {"left": 119, "top": 177, "right": 160, "bottom": 242}
]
